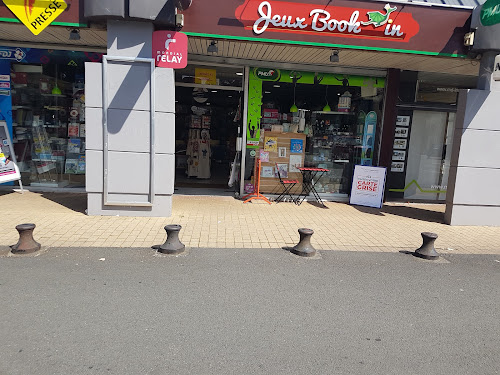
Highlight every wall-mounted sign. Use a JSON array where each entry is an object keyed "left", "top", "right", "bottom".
[
  {"left": 493, "top": 54, "right": 500, "bottom": 81},
  {"left": 0, "top": 74, "right": 10, "bottom": 81},
  {"left": 195, "top": 68, "right": 216, "bottom": 85},
  {"left": 396, "top": 115, "right": 410, "bottom": 126},
  {"left": 0, "top": 82, "right": 10, "bottom": 89},
  {"left": 253, "top": 67, "right": 281, "bottom": 81},
  {"left": 390, "top": 162, "right": 405, "bottom": 172},
  {"left": 481, "top": 0, "right": 500, "bottom": 26},
  {"left": 236, "top": 0, "right": 419, "bottom": 42},
  {"left": 2, "top": 0, "right": 67, "bottom": 35},
  {"left": 152, "top": 31, "right": 188, "bottom": 69},
  {"left": 181, "top": 0, "right": 471, "bottom": 57},
  {"left": 350, "top": 165, "right": 386, "bottom": 209},
  {"left": 0, "top": 47, "right": 25, "bottom": 62}
]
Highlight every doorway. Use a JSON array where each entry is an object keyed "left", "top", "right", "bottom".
[
  {"left": 174, "top": 64, "right": 244, "bottom": 194},
  {"left": 404, "top": 110, "right": 455, "bottom": 200}
]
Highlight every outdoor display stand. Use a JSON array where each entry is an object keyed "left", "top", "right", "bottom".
[
  {"left": 242, "top": 158, "right": 271, "bottom": 204},
  {"left": 349, "top": 165, "right": 386, "bottom": 208},
  {"left": 0, "top": 121, "right": 23, "bottom": 191}
]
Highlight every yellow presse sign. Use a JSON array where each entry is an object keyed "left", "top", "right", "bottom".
[{"left": 3, "top": 0, "right": 67, "bottom": 35}]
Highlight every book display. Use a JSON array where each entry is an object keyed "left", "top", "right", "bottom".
[
  {"left": 306, "top": 111, "right": 361, "bottom": 194},
  {"left": 10, "top": 66, "right": 86, "bottom": 187}
]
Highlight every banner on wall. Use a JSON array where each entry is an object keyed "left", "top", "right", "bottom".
[{"left": 350, "top": 165, "right": 386, "bottom": 209}]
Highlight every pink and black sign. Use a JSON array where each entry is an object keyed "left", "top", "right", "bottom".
[{"left": 152, "top": 31, "right": 188, "bottom": 69}]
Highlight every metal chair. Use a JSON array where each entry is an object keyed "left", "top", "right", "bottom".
[{"left": 275, "top": 163, "right": 298, "bottom": 203}]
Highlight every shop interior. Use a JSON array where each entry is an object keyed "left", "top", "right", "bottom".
[{"left": 174, "top": 65, "right": 244, "bottom": 192}]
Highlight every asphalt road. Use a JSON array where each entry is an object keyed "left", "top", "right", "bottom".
[{"left": 0, "top": 247, "right": 499, "bottom": 375}]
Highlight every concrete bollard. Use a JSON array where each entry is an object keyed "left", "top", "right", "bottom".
[
  {"left": 10, "top": 223, "right": 41, "bottom": 254},
  {"left": 154, "top": 225, "right": 185, "bottom": 255},
  {"left": 414, "top": 232, "right": 440, "bottom": 260},
  {"left": 290, "top": 228, "right": 316, "bottom": 257}
]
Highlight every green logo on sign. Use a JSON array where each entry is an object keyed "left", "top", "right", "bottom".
[
  {"left": 254, "top": 68, "right": 280, "bottom": 81},
  {"left": 481, "top": 0, "right": 500, "bottom": 26}
]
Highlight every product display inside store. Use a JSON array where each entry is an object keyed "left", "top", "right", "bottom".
[
  {"left": 246, "top": 69, "right": 385, "bottom": 198},
  {"left": 10, "top": 62, "right": 86, "bottom": 188}
]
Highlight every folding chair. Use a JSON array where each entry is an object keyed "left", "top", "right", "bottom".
[{"left": 275, "top": 163, "right": 298, "bottom": 203}]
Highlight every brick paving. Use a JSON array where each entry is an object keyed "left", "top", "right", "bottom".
[{"left": 1, "top": 190, "right": 500, "bottom": 254}]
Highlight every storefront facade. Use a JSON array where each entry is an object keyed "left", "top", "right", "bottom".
[
  {"left": 2, "top": 0, "right": 498, "bottom": 225},
  {"left": 177, "top": 0, "right": 479, "bottom": 202}
]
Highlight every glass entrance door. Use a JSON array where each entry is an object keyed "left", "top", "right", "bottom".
[{"left": 404, "top": 110, "right": 455, "bottom": 200}]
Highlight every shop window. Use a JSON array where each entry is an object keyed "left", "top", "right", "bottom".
[
  {"left": 245, "top": 68, "right": 385, "bottom": 198},
  {"left": 11, "top": 60, "right": 87, "bottom": 188}
]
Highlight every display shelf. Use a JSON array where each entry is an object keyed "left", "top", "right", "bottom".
[
  {"left": 41, "top": 93, "right": 67, "bottom": 98},
  {"left": 312, "top": 111, "right": 356, "bottom": 115}
]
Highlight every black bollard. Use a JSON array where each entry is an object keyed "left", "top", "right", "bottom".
[
  {"left": 10, "top": 223, "right": 41, "bottom": 254},
  {"left": 154, "top": 225, "right": 185, "bottom": 255},
  {"left": 290, "top": 228, "right": 316, "bottom": 257},
  {"left": 414, "top": 232, "right": 439, "bottom": 260}
]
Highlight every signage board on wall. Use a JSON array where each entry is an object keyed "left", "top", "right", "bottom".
[
  {"left": 254, "top": 67, "right": 281, "bottom": 81},
  {"left": 195, "top": 68, "right": 216, "bottom": 84},
  {"left": 493, "top": 54, "right": 500, "bottom": 81},
  {"left": 0, "top": 121, "right": 21, "bottom": 184},
  {"left": 237, "top": 0, "right": 419, "bottom": 42},
  {"left": 152, "top": 31, "right": 188, "bottom": 69},
  {"left": 350, "top": 165, "right": 386, "bottom": 209},
  {"left": 480, "top": 0, "right": 500, "bottom": 26},
  {"left": 2, "top": 0, "right": 67, "bottom": 35},
  {"left": 180, "top": 0, "right": 472, "bottom": 57}
]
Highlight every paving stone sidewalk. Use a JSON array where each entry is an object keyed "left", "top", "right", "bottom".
[{"left": 1, "top": 190, "right": 499, "bottom": 254}]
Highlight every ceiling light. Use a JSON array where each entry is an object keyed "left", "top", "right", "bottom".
[
  {"left": 69, "top": 29, "right": 80, "bottom": 41},
  {"left": 264, "top": 91, "right": 271, "bottom": 94},
  {"left": 330, "top": 50, "right": 339, "bottom": 63},
  {"left": 211, "top": 90, "right": 217, "bottom": 93},
  {"left": 273, "top": 84, "right": 280, "bottom": 88},
  {"left": 207, "top": 40, "right": 218, "bottom": 53},
  {"left": 236, "top": 72, "right": 243, "bottom": 76},
  {"left": 228, "top": 95, "right": 233, "bottom": 98}
]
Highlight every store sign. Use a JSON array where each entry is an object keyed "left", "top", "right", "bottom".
[
  {"left": 2, "top": 0, "right": 67, "bottom": 35},
  {"left": 195, "top": 68, "right": 216, "bottom": 85},
  {"left": 235, "top": 0, "right": 420, "bottom": 42},
  {"left": 494, "top": 55, "right": 500, "bottom": 81},
  {"left": 0, "top": 47, "right": 26, "bottom": 62},
  {"left": 481, "top": 0, "right": 500, "bottom": 26},
  {"left": 152, "top": 31, "right": 188, "bottom": 69},
  {"left": 254, "top": 67, "right": 281, "bottom": 81},
  {"left": 350, "top": 165, "right": 386, "bottom": 209}
]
